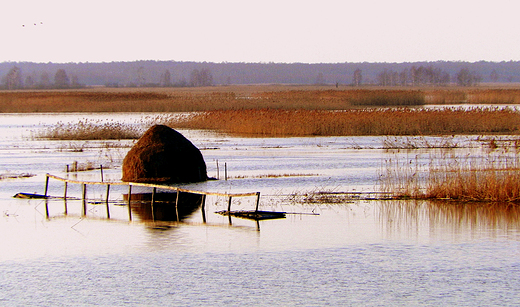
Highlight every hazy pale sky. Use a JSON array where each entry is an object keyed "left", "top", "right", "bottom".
[{"left": 1, "top": 0, "right": 519, "bottom": 63}]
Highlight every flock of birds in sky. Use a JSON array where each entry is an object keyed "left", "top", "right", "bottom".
[{"left": 22, "top": 22, "right": 43, "bottom": 27}]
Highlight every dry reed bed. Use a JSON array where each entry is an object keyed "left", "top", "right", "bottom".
[
  {"left": 251, "top": 89, "right": 425, "bottom": 107},
  {"left": 3, "top": 87, "right": 520, "bottom": 112},
  {"left": 381, "top": 150, "right": 520, "bottom": 203},
  {"left": 171, "top": 108, "right": 520, "bottom": 137},
  {"left": 35, "top": 119, "right": 142, "bottom": 140}
]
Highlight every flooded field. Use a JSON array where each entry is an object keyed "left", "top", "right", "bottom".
[{"left": 1, "top": 113, "right": 520, "bottom": 306}]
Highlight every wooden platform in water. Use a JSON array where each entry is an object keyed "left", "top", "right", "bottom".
[
  {"left": 14, "top": 192, "right": 49, "bottom": 199},
  {"left": 216, "top": 210, "right": 286, "bottom": 220}
]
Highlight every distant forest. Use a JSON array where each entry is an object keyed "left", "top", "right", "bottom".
[{"left": 1, "top": 60, "right": 520, "bottom": 89}]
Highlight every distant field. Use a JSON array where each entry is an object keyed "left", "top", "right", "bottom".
[{"left": 2, "top": 84, "right": 520, "bottom": 112}]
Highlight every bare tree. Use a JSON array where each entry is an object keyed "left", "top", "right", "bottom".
[
  {"left": 189, "top": 69, "right": 200, "bottom": 87},
  {"left": 399, "top": 70, "right": 408, "bottom": 86},
  {"left": 190, "top": 68, "right": 213, "bottom": 87},
  {"left": 377, "top": 69, "right": 399, "bottom": 86},
  {"left": 199, "top": 68, "right": 213, "bottom": 86},
  {"left": 24, "top": 75, "right": 35, "bottom": 88},
  {"left": 54, "top": 69, "right": 70, "bottom": 88},
  {"left": 5, "top": 66, "right": 23, "bottom": 89},
  {"left": 490, "top": 69, "right": 499, "bottom": 83},
  {"left": 456, "top": 68, "right": 481, "bottom": 86},
  {"left": 352, "top": 69, "right": 362, "bottom": 86},
  {"left": 315, "top": 73, "right": 326, "bottom": 85},
  {"left": 160, "top": 70, "right": 172, "bottom": 87},
  {"left": 71, "top": 75, "right": 81, "bottom": 88},
  {"left": 39, "top": 72, "right": 51, "bottom": 88},
  {"left": 137, "top": 66, "right": 145, "bottom": 87}
]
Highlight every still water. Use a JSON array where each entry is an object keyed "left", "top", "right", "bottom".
[{"left": 1, "top": 113, "right": 520, "bottom": 306}]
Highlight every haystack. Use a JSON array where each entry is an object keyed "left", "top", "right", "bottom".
[{"left": 122, "top": 125, "right": 207, "bottom": 183}]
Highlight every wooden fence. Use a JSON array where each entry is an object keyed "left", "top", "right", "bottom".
[{"left": 42, "top": 173, "right": 261, "bottom": 222}]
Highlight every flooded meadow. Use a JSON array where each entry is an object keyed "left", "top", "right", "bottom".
[{"left": 1, "top": 113, "right": 520, "bottom": 306}]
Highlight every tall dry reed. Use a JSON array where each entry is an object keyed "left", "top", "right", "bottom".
[{"left": 170, "top": 107, "right": 520, "bottom": 137}]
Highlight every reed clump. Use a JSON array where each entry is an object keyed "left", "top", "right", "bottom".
[
  {"left": 381, "top": 149, "right": 520, "bottom": 203},
  {"left": 426, "top": 154, "right": 520, "bottom": 202},
  {"left": 0, "top": 173, "right": 35, "bottom": 180},
  {"left": 36, "top": 119, "right": 142, "bottom": 140},
  {"left": 170, "top": 107, "right": 520, "bottom": 137}
]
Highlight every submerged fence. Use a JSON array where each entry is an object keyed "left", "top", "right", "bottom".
[{"left": 40, "top": 173, "right": 261, "bottom": 222}]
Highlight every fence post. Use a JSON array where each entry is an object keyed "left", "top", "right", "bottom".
[
  {"left": 105, "top": 184, "right": 111, "bottom": 219},
  {"left": 255, "top": 192, "right": 261, "bottom": 212},
  {"left": 45, "top": 199, "right": 50, "bottom": 219},
  {"left": 151, "top": 187, "right": 156, "bottom": 221},
  {"left": 127, "top": 185, "right": 132, "bottom": 221},
  {"left": 227, "top": 196, "right": 233, "bottom": 225},
  {"left": 82, "top": 184, "right": 87, "bottom": 216},
  {"left": 201, "top": 194, "right": 207, "bottom": 223},
  {"left": 227, "top": 196, "right": 233, "bottom": 212},
  {"left": 175, "top": 190, "right": 180, "bottom": 222},
  {"left": 63, "top": 182, "right": 68, "bottom": 215},
  {"left": 44, "top": 174, "right": 49, "bottom": 197},
  {"left": 63, "top": 182, "right": 68, "bottom": 199}
]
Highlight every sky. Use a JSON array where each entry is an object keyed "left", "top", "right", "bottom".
[{"left": 1, "top": 0, "right": 519, "bottom": 64}]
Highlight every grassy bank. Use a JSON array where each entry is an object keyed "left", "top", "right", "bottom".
[
  {"left": 169, "top": 107, "right": 520, "bottom": 137},
  {"left": 2, "top": 86, "right": 520, "bottom": 112}
]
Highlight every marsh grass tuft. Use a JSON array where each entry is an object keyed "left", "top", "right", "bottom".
[
  {"left": 278, "top": 186, "right": 379, "bottom": 204},
  {"left": 35, "top": 119, "right": 142, "bottom": 140},
  {"left": 0, "top": 173, "right": 35, "bottom": 180},
  {"left": 65, "top": 161, "right": 111, "bottom": 172}
]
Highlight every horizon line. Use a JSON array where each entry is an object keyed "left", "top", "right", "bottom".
[{"left": 2, "top": 59, "right": 520, "bottom": 65}]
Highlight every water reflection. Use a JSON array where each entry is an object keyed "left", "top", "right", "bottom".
[
  {"left": 127, "top": 191, "right": 203, "bottom": 222},
  {"left": 378, "top": 200, "right": 520, "bottom": 240}
]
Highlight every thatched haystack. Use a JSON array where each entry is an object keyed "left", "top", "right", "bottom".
[{"left": 122, "top": 125, "right": 207, "bottom": 183}]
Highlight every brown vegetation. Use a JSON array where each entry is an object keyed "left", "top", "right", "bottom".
[
  {"left": 2, "top": 86, "right": 520, "bottom": 113},
  {"left": 380, "top": 148, "right": 520, "bottom": 203},
  {"left": 170, "top": 107, "right": 520, "bottom": 137},
  {"left": 35, "top": 119, "right": 142, "bottom": 140},
  {"left": 0, "top": 173, "right": 35, "bottom": 180}
]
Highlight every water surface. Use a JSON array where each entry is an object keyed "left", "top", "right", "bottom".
[{"left": 1, "top": 113, "right": 519, "bottom": 306}]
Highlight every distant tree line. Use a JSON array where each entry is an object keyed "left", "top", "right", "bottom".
[
  {"left": 1, "top": 66, "right": 83, "bottom": 90},
  {"left": 0, "top": 60, "right": 517, "bottom": 89},
  {"left": 108, "top": 66, "right": 213, "bottom": 88},
  {"left": 373, "top": 65, "right": 482, "bottom": 87}
]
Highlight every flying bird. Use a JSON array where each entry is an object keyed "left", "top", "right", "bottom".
[{"left": 22, "top": 22, "right": 43, "bottom": 27}]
